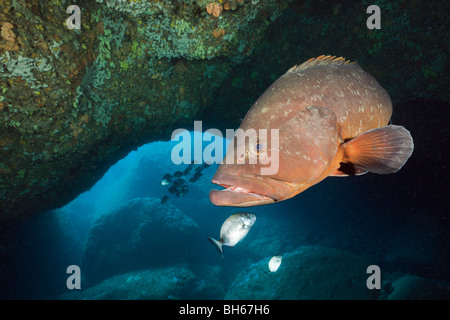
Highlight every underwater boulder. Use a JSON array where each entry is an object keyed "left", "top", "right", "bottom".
[
  {"left": 387, "top": 275, "right": 450, "bottom": 300},
  {"left": 243, "top": 216, "right": 307, "bottom": 259},
  {"left": 188, "top": 265, "right": 226, "bottom": 300},
  {"left": 225, "top": 246, "right": 376, "bottom": 300},
  {"left": 62, "top": 265, "right": 195, "bottom": 300},
  {"left": 82, "top": 197, "right": 201, "bottom": 286}
]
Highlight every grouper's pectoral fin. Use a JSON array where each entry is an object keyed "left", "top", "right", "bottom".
[
  {"left": 332, "top": 125, "right": 414, "bottom": 176},
  {"left": 330, "top": 163, "right": 368, "bottom": 176}
]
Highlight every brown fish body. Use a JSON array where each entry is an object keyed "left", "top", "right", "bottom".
[{"left": 210, "top": 56, "right": 413, "bottom": 207}]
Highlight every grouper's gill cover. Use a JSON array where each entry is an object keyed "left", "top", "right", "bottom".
[{"left": 210, "top": 55, "right": 414, "bottom": 207}]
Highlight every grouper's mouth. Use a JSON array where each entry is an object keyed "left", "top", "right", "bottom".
[
  {"left": 209, "top": 175, "right": 290, "bottom": 207},
  {"left": 209, "top": 183, "right": 276, "bottom": 207},
  {"left": 221, "top": 185, "right": 274, "bottom": 199}
]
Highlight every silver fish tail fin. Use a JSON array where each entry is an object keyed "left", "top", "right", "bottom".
[{"left": 208, "top": 237, "right": 224, "bottom": 256}]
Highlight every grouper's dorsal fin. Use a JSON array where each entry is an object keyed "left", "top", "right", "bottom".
[{"left": 287, "top": 55, "right": 355, "bottom": 74}]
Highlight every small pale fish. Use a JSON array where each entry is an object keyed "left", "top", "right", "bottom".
[
  {"left": 160, "top": 173, "right": 172, "bottom": 186},
  {"left": 210, "top": 55, "right": 414, "bottom": 207},
  {"left": 208, "top": 212, "right": 256, "bottom": 255},
  {"left": 268, "top": 255, "right": 282, "bottom": 273}
]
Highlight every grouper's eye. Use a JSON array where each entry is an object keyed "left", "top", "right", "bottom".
[{"left": 249, "top": 139, "right": 266, "bottom": 156}]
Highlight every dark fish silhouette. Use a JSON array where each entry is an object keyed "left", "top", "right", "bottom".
[
  {"left": 176, "top": 185, "right": 189, "bottom": 197},
  {"left": 168, "top": 186, "right": 177, "bottom": 194},
  {"left": 173, "top": 178, "right": 185, "bottom": 187},
  {"left": 189, "top": 171, "right": 202, "bottom": 183},
  {"left": 160, "top": 195, "right": 169, "bottom": 204},
  {"left": 173, "top": 171, "right": 183, "bottom": 178}
]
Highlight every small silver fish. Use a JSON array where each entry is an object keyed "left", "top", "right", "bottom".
[
  {"left": 160, "top": 174, "right": 172, "bottom": 186},
  {"left": 208, "top": 212, "right": 256, "bottom": 255},
  {"left": 268, "top": 255, "right": 282, "bottom": 273}
]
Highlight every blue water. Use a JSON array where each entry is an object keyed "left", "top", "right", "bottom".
[{"left": 1, "top": 120, "right": 449, "bottom": 299}]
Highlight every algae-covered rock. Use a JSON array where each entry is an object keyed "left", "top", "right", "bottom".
[
  {"left": 225, "top": 246, "right": 377, "bottom": 300},
  {"left": 63, "top": 265, "right": 195, "bottom": 300},
  {"left": 82, "top": 197, "right": 201, "bottom": 285}
]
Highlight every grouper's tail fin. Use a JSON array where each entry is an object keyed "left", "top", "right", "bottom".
[
  {"left": 208, "top": 237, "right": 224, "bottom": 256},
  {"left": 336, "top": 125, "right": 414, "bottom": 175}
]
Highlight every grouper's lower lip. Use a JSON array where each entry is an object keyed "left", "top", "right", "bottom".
[{"left": 209, "top": 184, "right": 276, "bottom": 207}]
